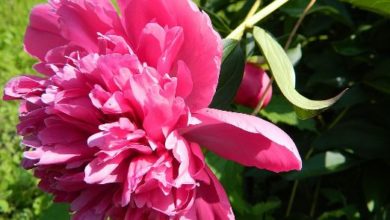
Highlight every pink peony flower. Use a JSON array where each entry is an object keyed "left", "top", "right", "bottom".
[
  {"left": 235, "top": 63, "right": 272, "bottom": 108},
  {"left": 3, "top": 0, "right": 301, "bottom": 219}
]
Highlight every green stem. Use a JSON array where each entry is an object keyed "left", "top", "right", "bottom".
[
  {"left": 285, "top": 147, "right": 314, "bottom": 217},
  {"left": 227, "top": 0, "right": 289, "bottom": 40},
  {"left": 245, "top": 0, "right": 262, "bottom": 21},
  {"left": 284, "top": 0, "right": 317, "bottom": 50},
  {"left": 328, "top": 107, "right": 349, "bottom": 129},
  {"left": 310, "top": 178, "right": 322, "bottom": 217},
  {"left": 251, "top": 77, "right": 274, "bottom": 115},
  {"left": 286, "top": 180, "right": 299, "bottom": 217}
]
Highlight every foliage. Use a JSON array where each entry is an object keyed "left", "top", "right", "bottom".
[
  {"left": 200, "top": 0, "right": 390, "bottom": 219},
  {"left": 0, "top": 0, "right": 57, "bottom": 219},
  {"left": 1, "top": 0, "right": 390, "bottom": 219}
]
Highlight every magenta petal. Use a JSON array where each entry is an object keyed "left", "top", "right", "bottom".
[
  {"left": 181, "top": 167, "right": 234, "bottom": 220},
  {"left": 235, "top": 63, "right": 273, "bottom": 108},
  {"left": 3, "top": 75, "right": 46, "bottom": 100},
  {"left": 56, "top": 0, "right": 121, "bottom": 52},
  {"left": 182, "top": 108, "right": 302, "bottom": 172},
  {"left": 136, "top": 23, "right": 166, "bottom": 68},
  {"left": 118, "top": 0, "right": 222, "bottom": 110},
  {"left": 24, "top": 4, "right": 68, "bottom": 60}
]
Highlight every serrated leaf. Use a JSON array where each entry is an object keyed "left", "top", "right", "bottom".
[
  {"left": 253, "top": 27, "right": 346, "bottom": 119},
  {"left": 210, "top": 39, "right": 245, "bottom": 109}
]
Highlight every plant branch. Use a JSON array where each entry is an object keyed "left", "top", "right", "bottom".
[
  {"left": 245, "top": 0, "right": 262, "bottom": 21},
  {"left": 285, "top": 147, "right": 314, "bottom": 217},
  {"left": 227, "top": 0, "right": 289, "bottom": 40},
  {"left": 310, "top": 178, "right": 322, "bottom": 217},
  {"left": 284, "top": 0, "right": 317, "bottom": 50},
  {"left": 251, "top": 76, "right": 274, "bottom": 115}
]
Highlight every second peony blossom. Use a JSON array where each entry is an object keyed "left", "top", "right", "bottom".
[
  {"left": 3, "top": 0, "right": 301, "bottom": 219},
  {"left": 235, "top": 63, "right": 273, "bottom": 109}
]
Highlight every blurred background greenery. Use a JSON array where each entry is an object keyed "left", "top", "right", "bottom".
[
  {"left": 0, "top": 0, "right": 389, "bottom": 219},
  {"left": 0, "top": 1, "right": 52, "bottom": 219}
]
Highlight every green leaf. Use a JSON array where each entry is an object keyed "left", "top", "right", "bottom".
[
  {"left": 318, "top": 205, "right": 360, "bottom": 220},
  {"left": 40, "top": 203, "right": 70, "bottom": 220},
  {"left": 364, "top": 57, "right": 390, "bottom": 95},
  {"left": 313, "top": 120, "right": 390, "bottom": 159},
  {"left": 0, "top": 200, "right": 10, "bottom": 213},
  {"left": 286, "top": 43, "right": 302, "bottom": 66},
  {"left": 206, "top": 152, "right": 250, "bottom": 215},
  {"left": 253, "top": 27, "right": 346, "bottom": 119},
  {"left": 251, "top": 198, "right": 281, "bottom": 217},
  {"left": 321, "top": 188, "right": 347, "bottom": 206},
  {"left": 284, "top": 151, "right": 359, "bottom": 180},
  {"left": 332, "top": 38, "right": 367, "bottom": 56},
  {"left": 210, "top": 39, "right": 245, "bottom": 110},
  {"left": 340, "top": 0, "right": 390, "bottom": 16},
  {"left": 259, "top": 95, "right": 316, "bottom": 131},
  {"left": 362, "top": 168, "right": 390, "bottom": 213},
  {"left": 203, "top": 9, "right": 232, "bottom": 37}
]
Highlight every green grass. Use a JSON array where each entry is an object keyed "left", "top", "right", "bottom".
[{"left": 0, "top": 1, "right": 52, "bottom": 219}]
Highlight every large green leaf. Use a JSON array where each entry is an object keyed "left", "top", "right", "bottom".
[
  {"left": 314, "top": 120, "right": 390, "bottom": 159},
  {"left": 340, "top": 0, "right": 390, "bottom": 16},
  {"left": 210, "top": 39, "right": 245, "bottom": 109},
  {"left": 253, "top": 27, "right": 346, "bottom": 119},
  {"left": 284, "top": 151, "right": 359, "bottom": 180}
]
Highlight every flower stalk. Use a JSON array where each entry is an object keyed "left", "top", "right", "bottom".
[{"left": 227, "top": 0, "right": 289, "bottom": 40}]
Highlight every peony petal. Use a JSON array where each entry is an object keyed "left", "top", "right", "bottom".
[
  {"left": 121, "top": 155, "right": 156, "bottom": 206},
  {"left": 136, "top": 23, "right": 166, "bottom": 68},
  {"left": 181, "top": 108, "right": 302, "bottom": 172},
  {"left": 24, "top": 4, "right": 68, "bottom": 60},
  {"left": 118, "top": 0, "right": 222, "bottom": 110},
  {"left": 36, "top": 143, "right": 95, "bottom": 165},
  {"left": 166, "top": 131, "right": 196, "bottom": 186},
  {"left": 56, "top": 0, "right": 122, "bottom": 52},
  {"left": 175, "top": 61, "right": 193, "bottom": 99},
  {"left": 84, "top": 150, "right": 129, "bottom": 184},
  {"left": 181, "top": 167, "right": 234, "bottom": 220},
  {"left": 3, "top": 75, "right": 46, "bottom": 100},
  {"left": 235, "top": 63, "right": 273, "bottom": 108}
]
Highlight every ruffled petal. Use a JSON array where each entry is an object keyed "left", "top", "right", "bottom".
[
  {"left": 55, "top": 0, "right": 122, "bottom": 51},
  {"left": 181, "top": 108, "right": 302, "bottom": 172},
  {"left": 180, "top": 167, "right": 234, "bottom": 220},
  {"left": 24, "top": 4, "right": 68, "bottom": 60},
  {"left": 118, "top": 0, "right": 222, "bottom": 110}
]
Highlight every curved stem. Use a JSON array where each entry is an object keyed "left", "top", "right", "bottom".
[{"left": 284, "top": 0, "right": 317, "bottom": 49}]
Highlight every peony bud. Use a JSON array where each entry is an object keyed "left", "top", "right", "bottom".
[{"left": 235, "top": 63, "right": 272, "bottom": 108}]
